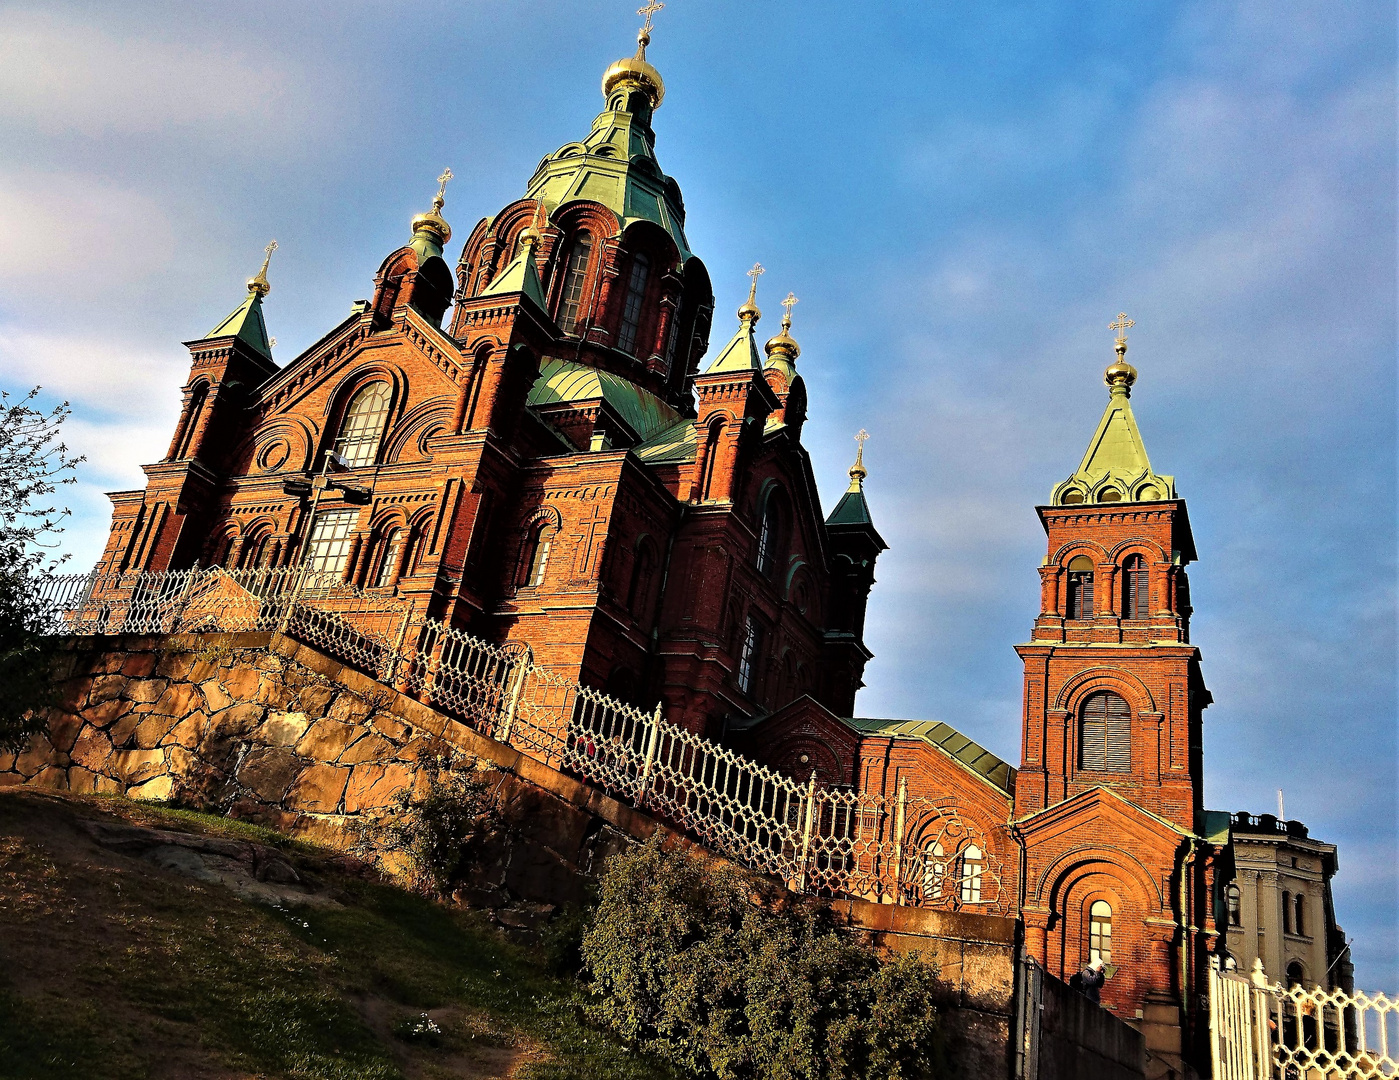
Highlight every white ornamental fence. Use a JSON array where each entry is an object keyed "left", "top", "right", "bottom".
[
  {"left": 35, "top": 568, "right": 1005, "bottom": 911},
  {"left": 1210, "top": 957, "right": 1398, "bottom": 1079}
]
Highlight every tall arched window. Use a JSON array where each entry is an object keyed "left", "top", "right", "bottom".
[
  {"left": 238, "top": 529, "right": 272, "bottom": 570},
  {"left": 756, "top": 496, "right": 782, "bottom": 578},
  {"left": 523, "top": 521, "right": 557, "bottom": 588},
  {"left": 372, "top": 528, "right": 403, "bottom": 588},
  {"left": 174, "top": 382, "right": 209, "bottom": 460},
  {"left": 922, "top": 841, "right": 946, "bottom": 899},
  {"left": 1089, "top": 900, "right": 1113, "bottom": 964},
  {"left": 616, "top": 252, "right": 651, "bottom": 355},
  {"left": 1226, "top": 883, "right": 1242, "bottom": 927},
  {"left": 1079, "top": 690, "right": 1131, "bottom": 772},
  {"left": 1286, "top": 962, "right": 1305, "bottom": 989},
  {"left": 1281, "top": 891, "right": 1293, "bottom": 934},
  {"left": 1122, "top": 554, "right": 1148, "bottom": 619},
  {"left": 627, "top": 539, "right": 657, "bottom": 620},
  {"left": 557, "top": 232, "right": 593, "bottom": 333},
  {"left": 698, "top": 419, "right": 723, "bottom": 501},
  {"left": 334, "top": 382, "right": 392, "bottom": 467},
  {"left": 736, "top": 614, "right": 763, "bottom": 696},
  {"left": 1067, "top": 555, "right": 1095, "bottom": 619},
  {"left": 1294, "top": 893, "right": 1306, "bottom": 937},
  {"left": 959, "top": 845, "right": 984, "bottom": 903}
]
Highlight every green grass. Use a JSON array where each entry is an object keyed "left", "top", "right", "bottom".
[{"left": 0, "top": 794, "right": 680, "bottom": 1080}]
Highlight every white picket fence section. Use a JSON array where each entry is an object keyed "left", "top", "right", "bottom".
[
  {"left": 1210, "top": 957, "right": 1398, "bottom": 1079},
  {"left": 36, "top": 568, "right": 1004, "bottom": 910}
]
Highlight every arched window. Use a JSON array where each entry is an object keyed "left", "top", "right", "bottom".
[
  {"left": 334, "top": 382, "right": 392, "bottom": 467},
  {"left": 756, "top": 496, "right": 782, "bottom": 578},
  {"left": 1226, "top": 883, "right": 1242, "bottom": 927},
  {"left": 1286, "top": 961, "right": 1305, "bottom": 989},
  {"left": 736, "top": 614, "right": 763, "bottom": 696},
  {"left": 698, "top": 419, "right": 723, "bottom": 501},
  {"left": 627, "top": 539, "right": 657, "bottom": 620},
  {"left": 1282, "top": 891, "right": 1292, "bottom": 934},
  {"left": 959, "top": 845, "right": 984, "bottom": 904},
  {"left": 1294, "top": 893, "right": 1305, "bottom": 937},
  {"left": 1079, "top": 691, "right": 1131, "bottom": 772},
  {"left": 616, "top": 252, "right": 651, "bottom": 355},
  {"left": 557, "top": 232, "right": 593, "bottom": 333},
  {"left": 303, "top": 509, "right": 358, "bottom": 585},
  {"left": 523, "top": 521, "right": 557, "bottom": 588},
  {"left": 922, "top": 841, "right": 946, "bottom": 899},
  {"left": 372, "top": 528, "right": 403, "bottom": 588},
  {"left": 1122, "top": 554, "right": 1148, "bottom": 619},
  {"left": 1089, "top": 900, "right": 1113, "bottom": 964},
  {"left": 1061, "top": 488, "right": 1085, "bottom": 505},
  {"left": 238, "top": 529, "right": 273, "bottom": 570},
  {"left": 174, "top": 382, "right": 209, "bottom": 460},
  {"left": 1067, "top": 555, "right": 1095, "bottom": 619}
]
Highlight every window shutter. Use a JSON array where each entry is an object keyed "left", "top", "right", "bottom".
[
  {"left": 1080, "top": 691, "right": 1130, "bottom": 772},
  {"left": 1105, "top": 694, "right": 1131, "bottom": 770},
  {"left": 1080, "top": 694, "right": 1107, "bottom": 770}
]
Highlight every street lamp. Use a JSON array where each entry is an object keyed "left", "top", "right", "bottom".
[{"left": 278, "top": 450, "right": 374, "bottom": 630}]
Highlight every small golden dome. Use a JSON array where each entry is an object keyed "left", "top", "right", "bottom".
[
  {"left": 603, "top": 29, "right": 665, "bottom": 109},
  {"left": 738, "top": 297, "right": 761, "bottom": 324},
  {"left": 518, "top": 224, "right": 542, "bottom": 250},
  {"left": 411, "top": 209, "right": 451, "bottom": 246},
  {"left": 247, "top": 239, "right": 276, "bottom": 297},
  {"left": 1105, "top": 341, "right": 1137, "bottom": 391},
  {"left": 765, "top": 291, "right": 800, "bottom": 359}
]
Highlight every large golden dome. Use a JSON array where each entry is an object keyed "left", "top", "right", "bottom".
[{"left": 603, "top": 29, "right": 665, "bottom": 109}]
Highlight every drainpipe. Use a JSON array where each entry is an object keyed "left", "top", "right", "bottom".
[
  {"left": 645, "top": 502, "right": 686, "bottom": 698},
  {"left": 1179, "top": 838, "right": 1199, "bottom": 1045},
  {"left": 1011, "top": 820, "right": 1028, "bottom": 919}
]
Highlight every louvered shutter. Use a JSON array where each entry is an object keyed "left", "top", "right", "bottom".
[{"left": 1079, "top": 691, "right": 1130, "bottom": 772}]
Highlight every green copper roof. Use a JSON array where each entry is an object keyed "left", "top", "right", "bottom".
[
  {"left": 1203, "top": 810, "right": 1233, "bottom": 846},
  {"left": 408, "top": 230, "right": 444, "bottom": 262},
  {"left": 841, "top": 717, "right": 1016, "bottom": 795},
  {"left": 481, "top": 242, "right": 549, "bottom": 311},
  {"left": 528, "top": 357, "right": 680, "bottom": 444},
  {"left": 524, "top": 105, "right": 692, "bottom": 262},
  {"left": 204, "top": 290, "right": 272, "bottom": 359},
  {"left": 1051, "top": 357, "right": 1175, "bottom": 505},
  {"left": 826, "top": 486, "right": 874, "bottom": 528},
  {"left": 705, "top": 317, "right": 762, "bottom": 374},
  {"left": 634, "top": 418, "right": 698, "bottom": 464}
]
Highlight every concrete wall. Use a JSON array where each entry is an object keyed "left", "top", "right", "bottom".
[{"left": 1033, "top": 965, "right": 1147, "bottom": 1080}]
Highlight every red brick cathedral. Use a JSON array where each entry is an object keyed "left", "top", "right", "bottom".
[{"left": 99, "top": 27, "right": 1229, "bottom": 1073}]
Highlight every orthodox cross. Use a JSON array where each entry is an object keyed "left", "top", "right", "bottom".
[
  {"left": 855, "top": 428, "right": 869, "bottom": 454},
  {"left": 638, "top": 0, "right": 664, "bottom": 35},
  {"left": 850, "top": 429, "right": 869, "bottom": 484},
  {"left": 433, "top": 167, "right": 454, "bottom": 213},
  {"left": 746, "top": 262, "right": 765, "bottom": 298},
  {"left": 1109, "top": 311, "right": 1135, "bottom": 345},
  {"left": 781, "top": 291, "right": 798, "bottom": 328},
  {"left": 262, "top": 239, "right": 278, "bottom": 269}
]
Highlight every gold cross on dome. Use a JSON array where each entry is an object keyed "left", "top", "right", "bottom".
[
  {"left": 1109, "top": 311, "right": 1135, "bottom": 344},
  {"left": 781, "top": 291, "right": 799, "bottom": 326},
  {"left": 263, "top": 239, "right": 278, "bottom": 266},
  {"left": 855, "top": 428, "right": 869, "bottom": 451},
  {"left": 747, "top": 262, "right": 765, "bottom": 284},
  {"left": 433, "top": 167, "right": 454, "bottom": 212},
  {"left": 638, "top": 0, "right": 665, "bottom": 34}
]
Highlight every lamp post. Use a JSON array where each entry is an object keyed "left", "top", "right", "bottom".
[{"left": 278, "top": 450, "right": 372, "bottom": 632}]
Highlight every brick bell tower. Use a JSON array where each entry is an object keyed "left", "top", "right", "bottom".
[{"left": 1013, "top": 319, "right": 1213, "bottom": 1071}]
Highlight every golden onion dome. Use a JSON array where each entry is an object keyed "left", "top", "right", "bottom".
[
  {"left": 765, "top": 292, "right": 801, "bottom": 360},
  {"left": 517, "top": 224, "right": 542, "bottom": 251},
  {"left": 411, "top": 208, "right": 451, "bottom": 247},
  {"left": 1104, "top": 341, "right": 1137, "bottom": 391},
  {"left": 603, "top": 29, "right": 665, "bottom": 109},
  {"left": 246, "top": 239, "right": 276, "bottom": 297}
]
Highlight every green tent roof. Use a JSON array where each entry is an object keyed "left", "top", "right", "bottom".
[
  {"left": 528, "top": 357, "right": 680, "bottom": 444},
  {"left": 204, "top": 290, "right": 272, "bottom": 359},
  {"left": 481, "top": 243, "right": 549, "bottom": 311},
  {"left": 841, "top": 717, "right": 1016, "bottom": 794},
  {"left": 705, "top": 317, "right": 762, "bottom": 374}
]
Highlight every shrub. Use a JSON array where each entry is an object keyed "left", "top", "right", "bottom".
[
  {"left": 356, "top": 745, "right": 497, "bottom": 896},
  {"left": 580, "top": 837, "right": 944, "bottom": 1080}
]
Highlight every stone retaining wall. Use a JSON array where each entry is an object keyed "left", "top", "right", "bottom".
[{"left": 3, "top": 632, "right": 1027, "bottom": 1076}]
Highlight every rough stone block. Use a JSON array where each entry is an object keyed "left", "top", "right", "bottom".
[
  {"left": 126, "top": 679, "right": 170, "bottom": 705},
  {"left": 108, "top": 711, "right": 143, "bottom": 749},
  {"left": 164, "top": 712, "right": 209, "bottom": 749},
  {"left": 338, "top": 733, "right": 395, "bottom": 765},
  {"left": 151, "top": 683, "right": 203, "bottom": 718},
  {"left": 208, "top": 702, "right": 267, "bottom": 738},
  {"left": 155, "top": 652, "right": 196, "bottom": 681},
  {"left": 110, "top": 748, "right": 167, "bottom": 785},
  {"left": 371, "top": 714, "right": 409, "bottom": 741},
  {"left": 0, "top": 773, "right": 21, "bottom": 788},
  {"left": 295, "top": 719, "right": 361, "bottom": 761},
  {"left": 200, "top": 679, "right": 234, "bottom": 712},
  {"left": 14, "top": 735, "right": 55, "bottom": 778},
  {"left": 236, "top": 746, "right": 300, "bottom": 803},
  {"left": 133, "top": 714, "right": 181, "bottom": 750},
  {"left": 296, "top": 684, "right": 336, "bottom": 717},
  {"left": 220, "top": 664, "right": 262, "bottom": 702},
  {"left": 84, "top": 698, "right": 131, "bottom": 730},
  {"left": 87, "top": 674, "right": 129, "bottom": 706},
  {"left": 120, "top": 653, "right": 159, "bottom": 678},
  {"left": 129, "top": 775, "right": 174, "bottom": 801},
  {"left": 342, "top": 762, "right": 413, "bottom": 813},
  {"left": 287, "top": 764, "right": 350, "bottom": 813},
  {"left": 328, "top": 694, "right": 374, "bottom": 725},
  {"left": 48, "top": 712, "right": 84, "bottom": 754},
  {"left": 260, "top": 712, "right": 310, "bottom": 747},
  {"left": 29, "top": 766, "right": 70, "bottom": 791},
  {"left": 71, "top": 727, "right": 114, "bottom": 772},
  {"left": 69, "top": 766, "right": 120, "bottom": 795},
  {"left": 0, "top": 750, "right": 14, "bottom": 772}
]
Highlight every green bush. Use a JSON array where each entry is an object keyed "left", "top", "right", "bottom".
[
  {"left": 580, "top": 837, "right": 944, "bottom": 1080},
  {"left": 355, "top": 745, "right": 496, "bottom": 896}
]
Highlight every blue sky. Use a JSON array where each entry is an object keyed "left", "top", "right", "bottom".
[{"left": 0, "top": 0, "right": 1393, "bottom": 988}]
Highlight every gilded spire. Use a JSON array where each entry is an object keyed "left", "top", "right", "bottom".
[
  {"left": 1104, "top": 311, "right": 1137, "bottom": 395},
  {"left": 247, "top": 239, "right": 277, "bottom": 297},
  {"left": 738, "top": 262, "right": 764, "bottom": 324},
  {"left": 847, "top": 429, "right": 869, "bottom": 492},
  {"left": 603, "top": 2, "right": 667, "bottom": 109},
  {"left": 411, "top": 167, "right": 454, "bottom": 248},
  {"left": 518, "top": 197, "right": 546, "bottom": 253},
  {"left": 765, "top": 290, "right": 801, "bottom": 360}
]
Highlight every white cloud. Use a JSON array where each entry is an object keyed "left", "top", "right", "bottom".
[
  {"left": 0, "top": 325, "right": 186, "bottom": 418},
  {"left": 0, "top": 9, "right": 323, "bottom": 151}
]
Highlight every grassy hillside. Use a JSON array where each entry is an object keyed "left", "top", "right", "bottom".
[{"left": 0, "top": 789, "right": 679, "bottom": 1080}]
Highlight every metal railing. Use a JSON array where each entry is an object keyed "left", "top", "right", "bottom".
[
  {"left": 37, "top": 568, "right": 1004, "bottom": 909},
  {"left": 1210, "top": 957, "right": 1398, "bottom": 1079}
]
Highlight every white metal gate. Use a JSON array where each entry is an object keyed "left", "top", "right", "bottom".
[{"left": 1210, "top": 957, "right": 1398, "bottom": 1079}]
